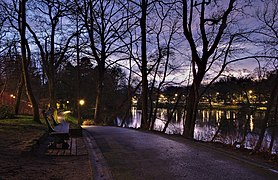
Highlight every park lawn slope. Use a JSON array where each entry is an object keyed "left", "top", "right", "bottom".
[{"left": 0, "top": 115, "right": 46, "bottom": 155}]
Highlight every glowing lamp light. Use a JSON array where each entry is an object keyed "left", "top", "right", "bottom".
[
  {"left": 79, "top": 99, "right": 85, "bottom": 106},
  {"left": 10, "top": 94, "right": 16, "bottom": 99}
]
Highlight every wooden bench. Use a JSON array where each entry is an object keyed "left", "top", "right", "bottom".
[{"left": 42, "top": 110, "right": 70, "bottom": 149}]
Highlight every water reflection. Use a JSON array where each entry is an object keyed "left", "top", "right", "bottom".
[{"left": 117, "top": 107, "right": 278, "bottom": 153}]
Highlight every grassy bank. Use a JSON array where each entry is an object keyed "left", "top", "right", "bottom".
[
  {"left": 63, "top": 114, "right": 80, "bottom": 128},
  {"left": 0, "top": 115, "right": 46, "bottom": 154},
  {"left": 0, "top": 115, "right": 46, "bottom": 135}
]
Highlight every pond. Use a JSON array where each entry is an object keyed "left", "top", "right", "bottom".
[{"left": 116, "top": 107, "right": 278, "bottom": 153}]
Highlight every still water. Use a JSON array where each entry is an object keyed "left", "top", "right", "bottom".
[{"left": 116, "top": 107, "right": 278, "bottom": 153}]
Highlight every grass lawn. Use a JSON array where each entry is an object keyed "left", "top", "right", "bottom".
[
  {"left": 0, "top": 115, "right": 46, "bottom": 135},
  {"left": 63, "top": 114, "right": 80, "bottom": 129},
  {"left": 0, "top": 115, "right": 47, "bottom": 157}
]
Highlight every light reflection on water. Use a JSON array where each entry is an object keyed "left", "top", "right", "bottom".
[{"left": 116, "top": 107, "right": 278, "bottom": 153}]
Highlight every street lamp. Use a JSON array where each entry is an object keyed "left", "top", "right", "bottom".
[
  {"left": 79, "top": 99, "right": 85, "bottom": 106},
  {"left": 78, "top": 99, "right": 85, "bottom": 125}
]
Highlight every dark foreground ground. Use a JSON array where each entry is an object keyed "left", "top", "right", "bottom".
[{"left": 0, "top": 117, "right": 92, "bottom": 180}]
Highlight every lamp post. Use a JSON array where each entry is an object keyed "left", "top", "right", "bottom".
[{"left": 78, "top": 99, "right": 85, "bottom": 125}]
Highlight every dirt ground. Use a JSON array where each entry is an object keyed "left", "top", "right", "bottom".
[{"left": 0, "top": 120, "right": 92, "bottom": 180}]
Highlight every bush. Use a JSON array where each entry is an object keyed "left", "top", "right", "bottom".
[
  {"left": 0, "top": 105, "right": 14, "bottom": 119},
  {"left": 82, "top": 119, "right": 94, "bottom": 126}
]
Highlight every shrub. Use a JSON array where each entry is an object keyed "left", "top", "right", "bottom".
[
  {"left": 82, "top": 119, "right": 94, "bottom": 126},
  {"left": 0, "top": 105, "right": 14, "bottom": 119}
]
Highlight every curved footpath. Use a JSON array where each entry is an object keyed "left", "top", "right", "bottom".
[{"left": 83, "top": 126, "right": 278, "bottom": 180}]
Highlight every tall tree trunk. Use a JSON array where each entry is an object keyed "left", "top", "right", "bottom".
[
  {"left": 48, "top": 76, "right": 57, "bottom": 117},
  {"left": 19, "top": 0, "right": 40, "bottom": 123},
  {"left": 181, "top": 0, "right": 235, "bottom": 139},
  {"left": 268, "top": 99, "right": 278, "bottom": 154},
  {"left": 255, "top": 71, "right": 278, "bottom": 151},
  {"left": 150, "top": 94, "right": 160, "bottom": 131},
  {"left": 120, "top": 44, "right": 133, "bottom": 127},
  {"left": 15, "top": 75, "right": 24, "bottom": 115},
  {"left": 76, "top": 17, "right": 81, "bottom": 125},
  {"left": 183, "top": 69, "right": 205, "bottom": 139},
  {"left": 0, "top": 78, "right": 7, "bottom": 99},
  {"left": 94, "top": 85, "right": 103, "bottom": 124},
  {"left": 183, "top": 86, "right": 198, "bottom": 138},
  {"left": 240, "top": 93, "right": 253, "bottom": 147},
  {"left": 94, "top": 65, "right": 105, "bottom": 124},
  {"left": 140, "top": 0, "right": 148, "bottom": 129},
  {"left": 163, "top": 94, "right": 182, "bottom": 133},
  {"left": 49, "top": 20, "right": 58, "bottom": 120},
  {"left": 240, "top": 113, "right": 250, "bottom": 147}
]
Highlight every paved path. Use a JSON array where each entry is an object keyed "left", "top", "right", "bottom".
[{"left": 83, "top": 126, "right": 278, "bottom": 180}]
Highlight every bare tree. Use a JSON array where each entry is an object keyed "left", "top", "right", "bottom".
[
  {"left": 146, "top": 1, "right": 181, "bottom": 131},
  {"left": 74, "top": 0, "right": 129, "bottom": 123},
  {"left": 0, "top": 3, "right": 8, "bottom": 55},
  {"left": 253, "top": 0, "right": 278, "bottom": 152},
  {"left": 1, "top": 0, "right": 33, "bottom": 115},
  {"left": 0, "top": 2, "right": 9, "bottom": 97},
  {"left": 19, "top": 0, "right": 40, "bottom": 123},
  {"left": 180, "top": 0, "right": 253, "bottom": 138},
  {"left": 24, "top": 0, "right": 77, "bottom": 118},
  {"left": 124, "top": 0, "right": 159, "bottom": 129}
]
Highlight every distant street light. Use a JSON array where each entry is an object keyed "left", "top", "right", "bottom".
[{"left": 10, "top": 94, "right": 15, "bottom": 99}]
